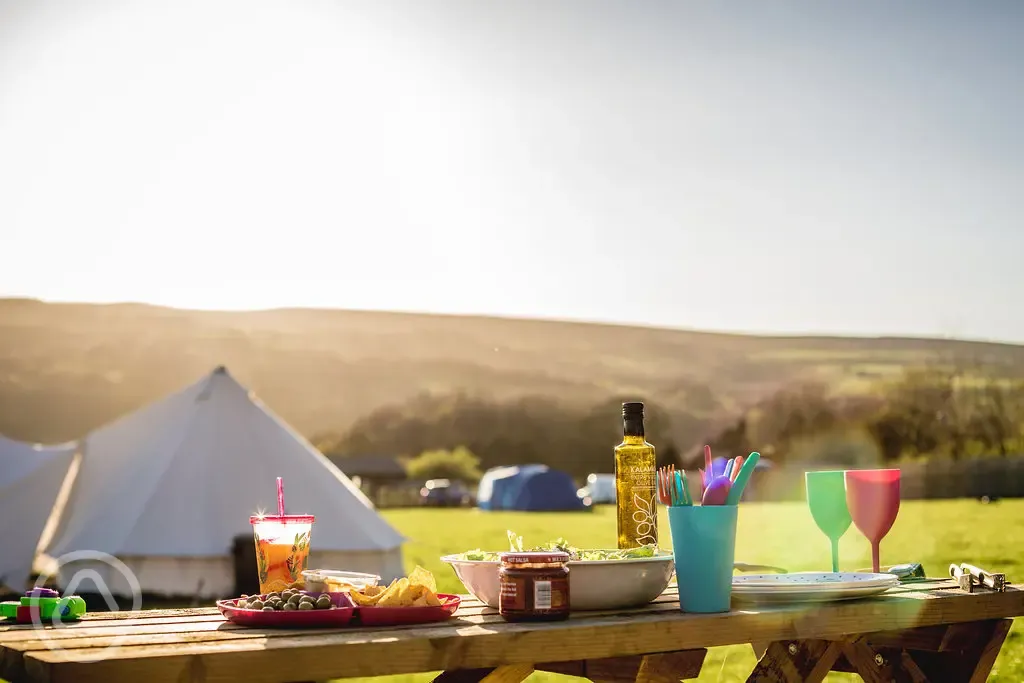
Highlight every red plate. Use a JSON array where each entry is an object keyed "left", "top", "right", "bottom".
[
  {"left": 356, "top": 594, "right": 461, "bottom": 627},
  {"left": 217, "top": 592, "right": 355, "bottom": 628}
]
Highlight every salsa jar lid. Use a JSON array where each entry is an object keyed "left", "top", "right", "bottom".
[{"left": 499, "top": 551, "right": 570, "bottom": 565}]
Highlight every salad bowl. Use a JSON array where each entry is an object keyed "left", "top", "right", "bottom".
[{"left": 442, "top": 535, "right": 674, "bottom": 610}]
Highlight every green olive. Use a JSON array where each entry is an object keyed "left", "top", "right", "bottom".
[
  {"left": 249, "top": 600, "right": 264, "bottom": 610},
  {"left": 288, "top": 594, "right": 301, "bottom": 605},
  {"left": 262, "top": 606, "right": 275, "bottom": 612},
  {"left": 298, "top": 601, "right": 314, "bottom": 610},
  {"left": 315, "top": 596, "right": 332, "bottom": 609},
  {"left": 283, "top": 602, "right": 297, "bottom": 611},
  {"left": 266, "top": 592, "right": 281, "bottom": 601}
]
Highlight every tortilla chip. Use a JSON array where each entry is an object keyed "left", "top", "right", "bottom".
[
  {"left": 348, "top": 590, "right": 382, "bottom": 606},
  {"left": 413, "top": 589, "right": 442, "bottom": 607},
  {"left": 405, "top": 572, "right": 443, "bottom": 607},
  {"left": 377, "top": 578, "right": 413, "bottom": 607},
  {"left": 349, "top": 571, "right": 441, "bottom": 609},
  {"left": 348, "top": 583, "right": 388, "bottom": 606},
  {"left": 408, "top": 566, "right": 437, "bottom": 594}
]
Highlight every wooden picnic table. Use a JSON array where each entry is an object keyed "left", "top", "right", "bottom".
[{"left": 1, "top": 580, "right": 1022, "bottom": 683}]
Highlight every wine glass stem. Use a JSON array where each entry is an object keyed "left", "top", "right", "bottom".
[
  {"left": 871, "top": 542, "right": 880, "bottom": 574},
  {"left": 830, "top": 537, "right": 839, "bottom": 573}
]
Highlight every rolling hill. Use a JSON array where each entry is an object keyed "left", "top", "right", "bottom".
[{"left": 2, "top": 298, "right": 1023, "bottom": 445}]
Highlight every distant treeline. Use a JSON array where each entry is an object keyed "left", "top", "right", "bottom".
[
  {"left": 318, "top": 394, "right": 696, "bottom": 479},
  {"left": 710, "top": 363, "right": 1024, "bottom": 465},
  {"left": 321, "top": 362, "right": 1024, "bottom": 478}
]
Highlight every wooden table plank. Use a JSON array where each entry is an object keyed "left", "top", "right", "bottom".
[
  {"left": 4, "top": 587, "right": 1020, "bottom": 683},
  {"left": 0, "top": 581, "right": 967, "bottom": 641},
  {"left": 0, "top": 581, "right": 962, "bottom": 638},
  {"left": 0, "top": 589, "right": 692, "bottom": 645},
  {"left": 0, "top": 586, "right": 964, "bottom": 653}
]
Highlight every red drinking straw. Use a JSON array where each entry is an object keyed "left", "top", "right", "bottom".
[{"left": 277, "top": 477, "right": 285, "bottom": 516}]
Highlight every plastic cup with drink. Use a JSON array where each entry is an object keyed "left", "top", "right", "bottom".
[{"left": 250, "top": 477, "right": 315, "bottom": 594}]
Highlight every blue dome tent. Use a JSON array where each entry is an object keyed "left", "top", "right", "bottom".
[{"left": 477, "top": 465, "right": 589, "bottom": 512}]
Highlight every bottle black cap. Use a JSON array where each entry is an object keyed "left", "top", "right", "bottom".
[{"left": 622, "top": 401, "right": 644, "bottom": 417}]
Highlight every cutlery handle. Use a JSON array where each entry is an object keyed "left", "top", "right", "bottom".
[
  {"left": 730, "top": 456, "right": 744, "bottom": 482},
  {"left": 680, "top": 470, "right": 692, "bottom": 505},
  {"left": 725, "top": 452, "right": 760, "bottom": 505}
]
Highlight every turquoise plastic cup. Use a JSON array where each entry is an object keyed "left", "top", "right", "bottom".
[{"left": 668, "top": 504, "right": 738, "bottom": 613}]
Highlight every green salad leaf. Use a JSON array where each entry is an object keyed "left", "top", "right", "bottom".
[{"left": 454, "top": 531, "right": 660, "bottom": 562}]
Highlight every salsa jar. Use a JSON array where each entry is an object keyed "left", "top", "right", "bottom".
[{"left": 498, "top": 551, "right": 570, "bottom": 621}]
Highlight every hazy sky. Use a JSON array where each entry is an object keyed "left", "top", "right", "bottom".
[{"left": 1, "top": 0, "right": 1022, "bottom": 341}]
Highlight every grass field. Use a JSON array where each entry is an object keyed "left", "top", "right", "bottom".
[{"left": 358, "top": 500, "right": 1024, "bottom": 682}]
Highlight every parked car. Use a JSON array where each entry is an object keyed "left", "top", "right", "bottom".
[
  {"left": 576, "top": 473, "right": 616, "bottom": 505},
  {"left": 419, "top": 479, "right": 472, "bottom": 507}
]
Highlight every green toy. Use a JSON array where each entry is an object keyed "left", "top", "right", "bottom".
[{"left": 0, "top": 589, "right": 87, "bottom": 624}]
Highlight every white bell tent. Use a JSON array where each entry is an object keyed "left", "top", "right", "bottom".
[
  {"left": 0, "top": 436, "right": 77, "bottom": 593},
  {"left": 45, "top": 366, "right": 405, "bottom": 598}
]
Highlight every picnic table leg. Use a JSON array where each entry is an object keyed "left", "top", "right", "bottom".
[
  {"left": 746, "top": 639, "right": 844, "bottom": 682},
  {"left": 851, "top": 618, "right": 1013, "bottom": 682},
  {"left": 433, "top": 664, "right": 535, "bottom": 683},
  {"left": 747, "top": 618, "right": 1013, "bottom": 683},
  {"left": 537, "top": 650, "right": 707, "bottom": 683},
  {"left": 635, "top": 651, "right": 708, "bottom": 682}
]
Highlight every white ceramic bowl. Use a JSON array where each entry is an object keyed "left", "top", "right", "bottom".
[{"left": 441, "top": 552, "right": 675, "bottom": 611}]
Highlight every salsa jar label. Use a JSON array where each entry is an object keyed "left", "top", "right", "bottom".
[
  {"left": 533, "top": 578, "right": 568, "bottom": 610},
  {"left": 500, "top": 575, "right": 527, "bottom": 612},
  {"left": 499, "top": 572, "right": 569, "bottom": 619}
]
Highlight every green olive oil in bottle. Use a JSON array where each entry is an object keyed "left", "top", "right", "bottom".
[{"left": 614, "top": 401, "right": 658, "bottom": 549}]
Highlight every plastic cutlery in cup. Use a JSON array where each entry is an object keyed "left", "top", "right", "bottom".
[
  {"left": 675, "top": 470, "right": 693, "bottom": 506},
  {"left": 657, "top": 466, "right": 675, "bottom": 505},
  {"left": 725, "top": 451, "right": 760, "bottom": 505},
  {"left": 702, "top": 475, "right": 732, "bottom": 505},
  {"left": 730, "top": 456, "right": 744, "bottom": 482}
]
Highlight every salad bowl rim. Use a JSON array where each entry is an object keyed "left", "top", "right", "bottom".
[{"left": 441, "top": 551, "right": 674, "bottom": 566}]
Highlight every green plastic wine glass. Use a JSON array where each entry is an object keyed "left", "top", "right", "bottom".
[{"left": 805, "top": 470, "right": 853, "bottom": 573}]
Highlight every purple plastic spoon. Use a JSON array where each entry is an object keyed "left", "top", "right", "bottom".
[{"left": 701, "top": 475, "right": 732, "bottom": 506}]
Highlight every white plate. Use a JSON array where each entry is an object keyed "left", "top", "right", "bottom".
[
  {"left": 731, "top": 572, "right": 899, "bottom": 604},
  {"left": 732, "top": 572, "right": 898, "bottom": 590}
]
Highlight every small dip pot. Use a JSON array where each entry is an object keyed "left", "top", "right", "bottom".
[
  {"left": 498, "top": 551, "right": 570, "bottom": 622},
  {"left": 301, "top": 570, "right": 380, "bottom": 594}
]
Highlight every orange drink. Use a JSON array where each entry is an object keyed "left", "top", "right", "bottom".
[{"left": 249, "top": 514, "right": 315, "bottom": 594}]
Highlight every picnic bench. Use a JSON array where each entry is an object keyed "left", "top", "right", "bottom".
[{"left": 1, "top": 580, "right": 1022, "bottom": 683}]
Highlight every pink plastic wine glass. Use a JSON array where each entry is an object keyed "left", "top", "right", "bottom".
[{"left": 844, "top": 469, "right": 900, "bottom": 573}]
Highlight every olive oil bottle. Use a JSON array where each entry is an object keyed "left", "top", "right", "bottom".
[{"left": 614, "top": 402, "right": 658, "bottom": 549}]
